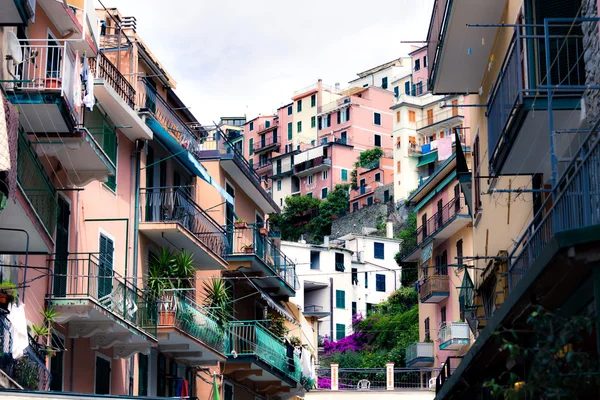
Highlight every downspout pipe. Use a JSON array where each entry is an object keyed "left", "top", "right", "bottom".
[{"left": 132, "top": 139, "right": 144, "bottom": 284}]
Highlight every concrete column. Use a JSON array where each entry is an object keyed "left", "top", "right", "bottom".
[
  {"left": 386, "top": 362, "right": 394, "bottom": 390},
  {"left": 331, "top": 363, "right": 339, "bottom": 391}
]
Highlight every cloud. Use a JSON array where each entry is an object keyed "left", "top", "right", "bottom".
[{"left": 99, "top": 0, "right": 434, "bottom": 123}]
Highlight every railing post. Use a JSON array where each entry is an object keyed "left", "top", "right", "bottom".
[
  {"left": 386, "top": 362, "right": 394, "bottom": 390},
  {"left": 331, "top": 363, "right": 339, "bottom": 390}
]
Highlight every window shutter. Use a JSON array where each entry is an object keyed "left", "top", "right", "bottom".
[
  {"left": 337, "top": 111, "right": 341, "bottom": 124},
  {"left": 327, "top": 114, "right": 331, "bottom": 127},
  {"left": 318, "top": 117, "right": 322, "bottom": 130},
  {"left": 249, "top": 138, "right": 254, "bottom": 155},
  {"left": 346, "top": 107, "right": 350, "bottom": 121}
]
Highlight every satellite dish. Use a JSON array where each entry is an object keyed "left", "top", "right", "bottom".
[{"left": 6, "top": 31, "right": 23, "bottom": 66}]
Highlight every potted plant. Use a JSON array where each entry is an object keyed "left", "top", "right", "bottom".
[
  {"left": 241, "top": 244, "right": 254, "bottom": 254},
  {"left": 0, "top": 282, "right": 16, "bottom": 310},
  {"left": 234, "top": 218, "right": 247, "bottom": 229},
  {"left": 259, "top": 226, "right": 268, "bottom": 236},
  {"left": 201, "top": 277, "right": 232, "bottom": 327}
]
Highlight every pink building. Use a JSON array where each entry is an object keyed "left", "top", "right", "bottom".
[{"left": 349, "top": 156, "right": 395, "bottom": 211}]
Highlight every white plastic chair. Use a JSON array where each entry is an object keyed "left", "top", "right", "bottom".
[{"left": 357, "top": 379, "right": 370, "bottom": 390}]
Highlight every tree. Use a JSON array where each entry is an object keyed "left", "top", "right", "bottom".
[
  {"left": 313, "top": 184, "right": 350, "bottom": 240},
  {"left": 395, "top": 212, "right": 418, "bottom": 287}
]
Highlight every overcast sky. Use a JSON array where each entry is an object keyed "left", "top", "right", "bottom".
[{"left": 99, "top": 0, "right": 434, "bottom": 124}]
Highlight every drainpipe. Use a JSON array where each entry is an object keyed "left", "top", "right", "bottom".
[{"left": 132, "top": 139, "right": 144, "bottom": 282}]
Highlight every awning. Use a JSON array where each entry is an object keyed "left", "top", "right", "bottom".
[
  {"left": 246, "top": 278, "right": 298, "bottom": 324},
  {"left": 416, "top": 151, "right": 438, "bottom": 167},
  {"left": 146, "top": 118, "right": 233, "bottom": 204}
]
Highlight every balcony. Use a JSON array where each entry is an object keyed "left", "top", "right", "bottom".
[
  {"left": 91, "top": 52, "right": 152, "bottom": 141},
  {"left": 416, "top": 196, "right": 470, "bottom": 246},
  {"left": 419, "top": 133, "right": 467, "bottom": 156},
  {"left": 303, "top": 305, "right": 330, "bottom": 318},
  {"left": 196, "top": 130, "right": 278, "bottom": 214},
  {"left": 254, "top": 161, "right": 272, "bottom": 175},
  {"left": 38, "top": 0, "right": 99, "bottom": 54},
  {"left": 419, "top": 275, "right": 449, "bottom": 303},
  {"left": 256, "top": 122, "right": 277, "bottom": 135},
  {"left": 438, "top": 322, "right": 470, "bottom": 350},
  {"left": 271, "top": 159, "right": 294, "bottom": 178},
  {"left": 7, "top": 41, "right": 78, "bottom": 134},
  {"left": 294, "top": 157, "right": 331, "bottom": 177},
  {"left": 487, "top": 30, "right": 584, "bottom": 175},
  {"left": 0, "top": 129, "right": 58, "bottom": 253},
  {"left": 427, "top": 0, "right": 505, "bottom": 93},
  {"left": 226, "top": 224, "right": 297, "bottom": 297},
  {"left": 405, "top": 342, "right": 434, "bottom": 367},
  {"left": 139, "top": 187, "right": 228, "bottom": 270},
  {"left": 0, "top": 0, "right": 34, "bottom": 25},
  {"left": 154, "top": 291, "right": 226, "bottom": 364},
  {"left": 416, "top": 108, "right": 463, "bottom": 132},
  {"left": 0, "top": 317, "right": 50, "bottom": 390},
  {"left": 254, "top": 133, "right": 280, "bottom": 154},
  {"left": 226, "top": 321, "right": 302, "bottom": 387},
  {"left": 408, "top": 142, "right": 422, "bottom": 157},
  {"left": 226, "top": 128, "right": 242, "bottom": 141},
  {"left": 47, "top": 253, "right": 157, "bottom": 358}
]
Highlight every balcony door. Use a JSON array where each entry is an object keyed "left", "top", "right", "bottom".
[
  {"left": 255, "top": 214, "right": 265, "bottom": 259},
  {"left": 98, "top": 234, "right": 114, "bottom": 299},
  {"left": 436, "top": 199, "right": 443, "bottom": 229},
  {"left": 454, "top": 184, "right": 461, "bottom": 213},
  {"left": 53, "top": 196, "right": 70, "bottom": 297},
  {"left": 46, "top": 34, "right": 62, "bottom": 80},
  {"left": 95, "top": 355, "right": 111, "bottom": 394}
]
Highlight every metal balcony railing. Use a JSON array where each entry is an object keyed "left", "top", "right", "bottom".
[
  {"left": 10, "top": 40, "right": 77, "bottom": 113},
  {"left": 436, "top": 356, "right": 463, "bottom": 395},
  {"left": 508, "top": 118, "right": 600, "bottom": 292},
  {"left": 48, "top": 253, "right": 157, "bottom": 337},
  {"left": 416, "top": 108, "right": 463, "bottom": 130},
  {"left": 304, "top": 305, "right": 325, "bottom": 313},
  {"left": 416, "top": 196, "right": 467, "bottom": 245},
  {"left": 138, "top": 78, "right": 201, "bottom": 153},
  {"left": 487, "top": 27, "right": 585, "bottom": 168},
  {"left": 256, "top": 122, "right": 276, "bottom": 133},
  {"left": 226, "top": 321, "right": 301, "bottom": 382},
  {"left": 139, "top": 187, "right": 228, "bottom": 258},
  {"left": 0, "top": 317, "right": 50, "bottom": 391},
  {"left": 294, "top": 157, "right": 331, "bottom": 174},
  {"left": 227, "top": 224, "right": 297, "bottom": 290},
  {"left": 17, "top": 128, "right": 58, "bottom": 237},
  {"left": 427, "top": 0, "right": 450, "bottom": 84},
  {"left": 254, "top": 134, "right": 280, "bottom": 152},
  {"left": 438, "top": 322, "right": 470, "bottom": 347},
  {"left": 405, "top": 342, "right": 434, "bottom": 364},
  {"left": 154, "top": 291, "right": 226, "bottom": 354},
  {"left": 418, "top": 275, "right": 449, "bottom": 301},
  {"left": 90, "top": 51, "right": 136, "bottom": 109}
]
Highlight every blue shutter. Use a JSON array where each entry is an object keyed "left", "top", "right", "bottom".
[
  {"left": 374, "top": 242, "right": 384, "bottom": 259},
  {"left": 98, "top": 234, "right": 114, "bottom": 298},
  {"left": 405, "top": 81, "right": 410, "bottom": 95}
]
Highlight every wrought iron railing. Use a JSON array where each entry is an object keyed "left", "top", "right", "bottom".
[
  {"left": 0, "top": 317, "right": 51, "bottom": 391},
  {"left": 253, "top": 134, "right": 280, "bottom": 152},
  {"left": 17, "top": 128, "right": 58, "bottom": 237},
  {"left": 304, "top": 305, "right": 325, "bottom": 313},
  {"left": 155, "top": 291, "right": 226, "bottom": 354},
  {"left": 426, "top": 0, "right": 449, "bottom": 85},
  {"left": 47, "top": 253, "right": 157, "bottom": 337},
  {"left": 418, "top": 275, "right": 449, "bottom": 301},
  {"left": 139, "top": 187, "right": 228, "bottom": 258},
  {"left": 508, "top": 118, "right": 600, "bottom": 292},
  {"left": 91, "top": 51, "right": 136, "bottom": 109},
  {"left": 405, "top": 342, "right": 434, "bottom": 365},
  {"left": 295, "top": 157, "right": 331, "bottom": 174},
  {"left": 256, "top": 122, "right": 276, "bottom": 133},
  {"left": 226, "top": 321, "right": 301, "bottom": 382},
  {"left": 416, "top": 108, "right": 463, "bottom": 130},
  {"left": 416, "top": 196, "right": 467, "bottom": 245},
  {"left": 227, "top": 224, "right": 297, "bottom": 290},
  {"left": 436, "top": 356, "right": 462, "bottom": 395}
]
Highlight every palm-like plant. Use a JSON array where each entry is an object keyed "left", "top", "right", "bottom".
[
  {"left": 174, "top": 250, "right": 195, "bottom": 289},
  {"left": 147, "top": 248, "right": 176, "bottom": 297},
  {"left": 201, "top": 277, "right": 232, "bottom": 326}
]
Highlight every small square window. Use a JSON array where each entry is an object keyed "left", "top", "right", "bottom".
[
  {"left": 297, "top": 100, "right": 302, "bottom": 113},
  {"left": 321, "top": 187, "right": 328, "bottom": 199},
  {"left": 311, "top": 94, "right": 316, "bottom": 107},
  {"left": 341, "top": 169, "right": 348, "bottom": 181},
  {"left": 287, "top": 106, "right": 292, "bottom": 115},
  {"left": 297, "top": 121, "right": 302, "bottom": 133},
  {"left": 249, "top": 121, "right": 254, "bottom": 131},
  {"left": 375, "top": 172, "right": 381, "bottom": 182},
  {"left": 374, "top": 242, "right": 384, "bottom": 259},
  {"left": 311, "top": 116, "right": 316, "bottom": 128},
  {"left": 374, "top": 113, "right": 381, "bottom": 126},
  {"left": 322, "top": 170, "right": 328, "bottom": 180}
]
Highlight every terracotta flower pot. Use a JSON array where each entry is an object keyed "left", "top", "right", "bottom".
[
  {"left": 243, "top": 247, "right": 254, "bottom": 254},
  {"left": 259, "top": 228, "right": 268, "bottom": 236},
  {"left": 234, "top": 222, "right": 247, "bottom": 229},
  {"left": 0, "top": 293, "right": 14, "bottom": 310},
  {"left": 45, "top": 77, "right": 62, "bottom": 89},
  {"left": 158, "top": 310, "right": 176, "bottom": 326}
]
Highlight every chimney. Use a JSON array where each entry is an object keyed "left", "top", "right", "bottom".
[
  {"left": 386, "top": 220, "right": 394, "bottom": 239},
  {"left": 324, "top": 236, "right": 330, "bottom": 246},
  {"left": 299, "top": 235, "right": 306, "bottom": 245}
]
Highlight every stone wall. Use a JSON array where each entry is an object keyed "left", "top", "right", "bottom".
[{"left": 583, "top": 0, "right": 600, "bottom": 126}]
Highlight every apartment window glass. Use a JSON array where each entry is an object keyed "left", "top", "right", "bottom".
[
  {"left": 457, "top": 239, "right": 464, "bottom": 267},
  {"left": 353, "top": 202, "right": 358, "bottom": 211},
  {"left": 297, "top": 100, "right": 302, "bottom": 112},
  {"left": 423, "top": 55, "right": 428, "bottom": 67},
  {"left": 376, "top": 274, "right": 386, "bottom": 292},
  {"left": 404, "top": 81, "right": 410, "bottom": 95},
  {"left": 374, "top": 242, "right": 384, "bottom": 259},
  {"left": 408, "top": 111, "right": 416, "bottom": 122},
  {"left": 373, "top": 112, "right": 381, "bottom": 126},
  {"left": 417, "top": 81, "right": 423, "bottom": 95},
  {"left": 311, "top": 94, "right": 316, "bottom": 107},
  {"left": 307, "top": 174, "right": 313, "bottom": 185},
  {"left": 374, "top": 134, "right": 381, "bottom": 147},
  {"left": 318, "top": 116, "right": 322, "bottom": 130},
  {"left": 382, "top": 77, "right": 388, "bottom": 89},
  {"left": 336, "top": 323, "right": 346, "bottom": 340},
  {"left": 321, "top": 188, "right": 328, "bottom": 199},
  {"left": 335, "top": 290, "right": 345, "bottom": 309},
  {"left": 352, "top": 301, "right": 357, "bottom": 316},
  {"left": 277, "top": 180, "right": 281, "bottom": 191},
  {"left": 441, "top": 306, "right": 447, "bottom": 324},
  {"left": 335, "top": 252, "right": 345, "bottom": 271},
  {"left": 396, "top": 111, "right": 401, "bottom": 123},
  {"left": 367, "top": 197, "right": 373, "bottom": 206},
  {"left": 365, "top": 272, "right": 369, "bottom": 288},
  {"left": 322, "top": 170, "right": 328, "bottom": 180},
  {"left": 393, "top": 86, "right": 399, "bottom": 97},
  {"left": 352, "top": 268, "right": 358, "bottom": 285},
  {"left": 375, "top": 172, "right": 381, "bottom": 182},
  {"left": 341, "top": 169, "right": 348, "bottom": 181},
  {"left": 424, "top": 317, "right": 431, "bottom": 341},
  {"left": 287, "top": 122, "right": 293, "bottom": 140},
  {"left": 297, "top": 121, "right": 302, "bottom": 133},
  {"left": 249, "top": 122, "right": 254, "bottom": 131},
  {"left": 311, "top": 116, "right": 316, "bottom": 128},
  {"left": 265, "top": 120, "right": 270, "bottom": 128},
  {"left": 414, "top": 59, "right": 421, "bottom": 71},
  {"left": 287, "top": 105, "right": 292, "bottom": 115},
  {"left": 310, "top": 251, "right": 320, "bottom": 270},
  {"left": 248, "top": 138, "right": 254, "bottom": 156}
]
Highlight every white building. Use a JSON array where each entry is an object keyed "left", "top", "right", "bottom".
[
  {"left": 282, "top": 232, "right": 401, "bottom": 342},
  {"left": 348, "top": 58, "right": 412, "bottom": 94}
]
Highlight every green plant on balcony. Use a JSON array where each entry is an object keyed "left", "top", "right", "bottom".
[
  {"left": 234, "top": 218, "right": 247, "bottom": 229},
  {"left": 201, "top": 277, "right": 232, "bottom": 327},
  {"left": 0, "top": 282, "right": 16, "bottom": 310},
  {"left": 29, "top": 306, "right": 59, "bottom": 355},
  {"left": 12, "top": 357, "right": 39, "bottom": 390},
  {"left": 267, "top": 312, "right": 288, "bottom": 340},
  {"left": 288, "top": 335, "right": 302, "bottom": 348}
]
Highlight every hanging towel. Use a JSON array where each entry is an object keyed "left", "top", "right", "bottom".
[
  {"left": 430, "top": 140, "right": 438, "bottom": 150},
  {"left": 4, "top": 97, "right": 18, "bottom": 201},
  {"left": 73, "top": 50, "right": 83, "bottom": 110},
  {"left": 8, "top": 303, "right": 28, "bottom": 360},
  {"left": 176, "top": 379, "right": 183, "bottom": 397},
  {"left": 438, "top": 136, "right": 453, "bottom": 161},
  {"left": 81, "top": 54, "right": 95, "bottom": 110},
  {"left": 301, "top": 348, "right": 312, "bottom": 379},
  {"left": 181, "top": 379, "right": 189, "bottom": 397}
]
